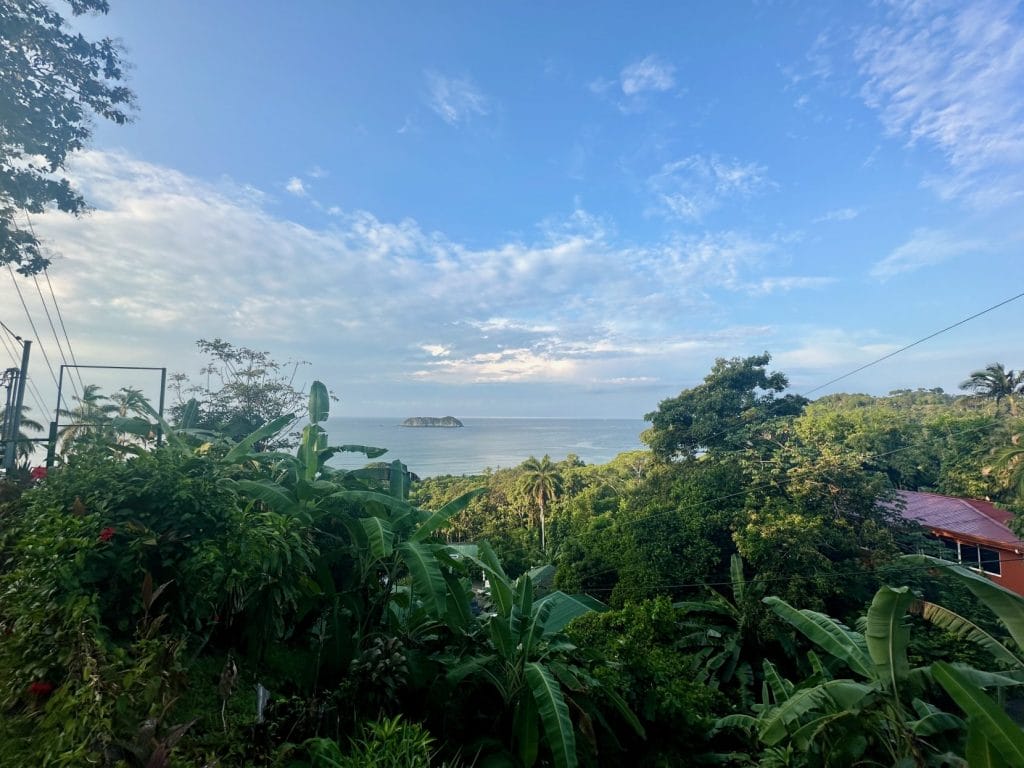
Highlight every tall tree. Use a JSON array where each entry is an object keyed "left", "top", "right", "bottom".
[
  {"left": 169, "top": 338, "right": 311, "bottom": 448},
  {"left": 0, "top": 403, "right": 43, "bottom": 467},
  {"left": 1, "top": 0, "right": 135, "bottom": 274},
  {"left": 520, "top": 454, "right": 562, "bottom": 552},
  {"left": 643, "top": 352, "right": 807, "bottom": 461},
  {"left": 961, "top": 363, "right": 1023, "bottom": 416},
  {"left": 57, "top": 383, "right": 117, "bottom": 451}
]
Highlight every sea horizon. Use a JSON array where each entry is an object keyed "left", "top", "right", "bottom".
[{"left": 323, "top": 416, "right": 647, "bottom": 477}]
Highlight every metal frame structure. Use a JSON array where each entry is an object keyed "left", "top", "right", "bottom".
[{"left": 46, "top": 364, "right": 167, "bottom": 467}]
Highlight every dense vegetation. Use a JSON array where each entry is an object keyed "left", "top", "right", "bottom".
[{"left": 3, "top": 354, "right": 1024, "bottom": 766}]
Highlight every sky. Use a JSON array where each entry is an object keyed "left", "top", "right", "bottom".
[{"left": 3, "top": 0, "right": 1024, "bottom": 419}]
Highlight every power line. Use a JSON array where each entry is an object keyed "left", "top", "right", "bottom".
[
  {"left": 0, "top": 319, "right": 23, "bottom": 342},
  {"left": 801, "top": 289, "right": 1024, "bottom": 397},
  {"left": 5, "top": 264, "right": 67, "bottom": 412},
  {"left": 43, "top": 268, "right": 86, "bottom": 394},
  {"left": 577, "top": 553, "right": 1024, "bottom": 595},
  {"left": 31, "top": 273, "right": 81, "bottom": 403},
  {"left": 0, "top": 326, "right": 47, "bottom": 417},
  {"left": 16, "top": 203, "right": 87, "bottom": 397}
]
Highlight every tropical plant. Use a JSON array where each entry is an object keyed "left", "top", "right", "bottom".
[
  {"left": 674, "top": 555, "right": 766, "bottom": 707},
  {"left": 447, "top": 544, "right": 643, "bottom": 768},
  {"left": 718, "top": 565, "right": 1024, "bottom": 766},
  {"left": 961, "top": 363, "right": 1024, "bottom": 416},
  {"left": 520, "top": 454, "right": 562, "bottom": 552},
  {"left": 56, "top": 383, "right": 119, "bottom": 451},
  {"left": 0, "top": 403, "right": 43, "bottom": 467}
]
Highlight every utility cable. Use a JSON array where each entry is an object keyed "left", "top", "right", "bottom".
[
  {"left": 6, "top": 264, "right": 65, "bottom": 411},
  {"left": 577, "top": 553, "right": 1024, "bottom": 595},
  {"left": 43, "top": 268, "right": 86, "bottom": 394},
  {"left": 31, "top": 273, "right": 80, "bottom": 403},
  {"left": 17, "top": 205, "right": 87, "bottom": 397},
  {"left": 801, "top": 289, "right": 1024, "bottom": 397},
  {"left": 0, "top": 327, "right": 48, "bottom": 418}
]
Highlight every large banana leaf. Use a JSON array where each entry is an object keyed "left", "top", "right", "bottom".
[
  {"left": 359, "top": 516, "right": 393, "bottom": 558},
  {"left": 916, "top": 601, "right": 1024, "bottom": 669},
  {"left": 410, "top": 487, "right": 487, "bottom": 542},
  {"left": 308, "top": 380, "right": 330, "bottom": 424},
  {"left": 903, "top": 555, "right": 1024, "bottom": 652},
  {"left": 327, "top": 489, "right": 415, "bottom": 518},
  {"left": 228, "top": 478, "right": 296, "bottom": 514},
  {"left": 535, "top": 592, "right": 606, "bottom": 634},
  {"left": 967, "top": 719, "right": 1012, "bottom": 768},
  {"left": 389, "top": 459, "right": 409, "bottom": 500},
  {"left": 525, "top": 662, "right": 577, "bottom": 768},
  {"left": 464, "top": 541, "right": 513, "bottom": 618},
  {"left": 933, "top": 661, "right": 1024, "bottom": 766},
  {"left": 223, "top": 413, "right": 296, "bottom": 463},
  {"left": 514, "top": 686, "right": 540, "bottom": 768},
  {"left": 758, "top": 679, "right": 874, "bottom": 746},
  {"left": 397, "top": 541, "right": 446, "bottom": 618},
  {"left": 764, "top": 597, "right": 873, "bottom": 680},
  {"left": 864, "top": 586, "right": 915, "bottom": 693}
]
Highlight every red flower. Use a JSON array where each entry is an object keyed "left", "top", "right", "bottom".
[
  {"left": 30, "top": 466, "right": 47, "bottom": 481},
  {"left": 98, "top": 526, "right": 116, "bottom": 542},
  {"left": 28, "top": 681, "right": 54, "bottom": 696}
]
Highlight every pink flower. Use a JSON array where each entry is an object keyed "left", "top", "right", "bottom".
[
  {"left": 28, "top": 681, "right": 54, "bottom": 696},
  {"left": 30, "top": 466, "right": 47, "bottom": 481},
  {"left": 98, "top": 527, "right": 116, "bottom": 542}
]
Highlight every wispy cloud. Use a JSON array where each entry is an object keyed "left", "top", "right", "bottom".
[
  {"left": 650, "top": 154, "right": 771, "bottom": 220},
  {"left": 871, "top": 228, "right": 984, "bottom": 279},
  {"left": 814, "top": 207, "right": 859, "bottom": 223},
  {"left": 23, "top": 152, "right": 825, "bottom": 398},
  {"left": 425, "top": 72, "right": 489, "bottom": 125},
  {"left": 285, "top": 177, "right": 307, "bottom": 196},
  {"left": 745, "top": 276, "right": 836, "bottom": 295},
  {"left": 855, "top": 0, "right": 1024, "bottom": 207},
  {"left": 620, "top": 55, "right": 676, "bottom": 95}
]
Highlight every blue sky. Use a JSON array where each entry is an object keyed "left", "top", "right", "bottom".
[{"left": 4, "top": 0, "right": 1024, "bottom": 418}]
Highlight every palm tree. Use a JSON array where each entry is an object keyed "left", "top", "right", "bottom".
[
  {"left": 57, "top": 384, "right": 118, "bottom": 451},
  {"left": 0, "top": 404, "right": 44, "bottom": 468},
  {"left": 961, "top": 363, "right": 1024, "bottom": 416},
  {"left": 520, "top": 454, "right": 562, "bottom": 552}
]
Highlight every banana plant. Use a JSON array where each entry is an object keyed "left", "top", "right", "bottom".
[
  {"left": 903, "top": 555, "right": 1024, "bottom": 766},
  {"left": 718, "top": 580, "right": 1024, "bottom": 765},
  {"left": 448, "top": 542, "right": 643, "bottom": 768}
]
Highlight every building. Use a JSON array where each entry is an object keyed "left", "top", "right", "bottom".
[{"left": 894, "top": 490, "right": 1024, "bottom": 596}]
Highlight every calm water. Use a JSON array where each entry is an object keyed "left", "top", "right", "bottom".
[{"left": 322, "top": 417, "right": 647, "bottom": 477}]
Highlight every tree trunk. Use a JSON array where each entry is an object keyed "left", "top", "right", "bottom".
[{"left": 539, "top": 499, "right": 546, "bottom": 552}]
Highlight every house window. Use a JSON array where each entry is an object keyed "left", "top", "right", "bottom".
[
  {"left": 980, "top": 547, "right": 1001, "bottom": 576},
  {"left": 943, "top": 539, "right": 1003, "bottom": 576}
]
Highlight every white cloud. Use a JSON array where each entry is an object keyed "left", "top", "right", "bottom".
[
  {"left": 12, "top": 151, "right": 797, "bottom": 402},
  {"left": 421, "top": 344, "right": 450, "bottom": 357},
  {"left": 650, "top": 154, "right": 771, "bottom": 220},
  {"left": 425, "top": 72, "right": 489, "bottom": 125},
  {"left": 871, "top": 228, "right": 984, "bottom": 279},
  {"left": 855, "top": 0, "right": 1024, "bottom": 207},
  {"left": 620, "top": 55, "right": 676, "bottom": 95},
  {"left": 745, "top": 276, "right": 837, "bottom": 295},
  {"left": 285, "top": 177, "right": 306, "bottom": 196},
  {"left": 814, "top": 207, "right": 859, "bottom": 222},
  {"left": 307, "top": 166, "right": 328, "bottom": 179}
]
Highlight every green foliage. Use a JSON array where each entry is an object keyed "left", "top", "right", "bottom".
[
  {"left": 567, "top": 597, "right": 723, "bottom": 766},
  {"left": 168, "top": 338, "right": 313, "bottom": 448},
  {"left": 1, "top": 0, "right": 135, "bottom": 274},
  {"left": 278, "top": 716, "right": 441, "bottom": 768},
  {"left": 643, "top": 352, "right": 807, "bottom": 461}
]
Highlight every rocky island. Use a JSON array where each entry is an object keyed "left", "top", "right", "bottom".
[{"left": 401, "top": 416, "right": 464, "bottom": 428}]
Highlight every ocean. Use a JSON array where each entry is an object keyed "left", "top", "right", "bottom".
[{"left": 322, "top": 417, "right": 648, "bottom": 477}]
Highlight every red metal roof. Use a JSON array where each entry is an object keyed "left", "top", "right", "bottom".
[{"left": 895, "top": 490, "right": 1023, "bottom": 550}]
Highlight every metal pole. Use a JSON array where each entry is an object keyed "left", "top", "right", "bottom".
[
  {"left": 156, "top": 367, "right": 167, "bottom": 447},
  {"left": 45, "top": 421, "right": 57, "bottom": 469},
  {"left": 3, "top": 340, "right": 30, "bottom": 473}
]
